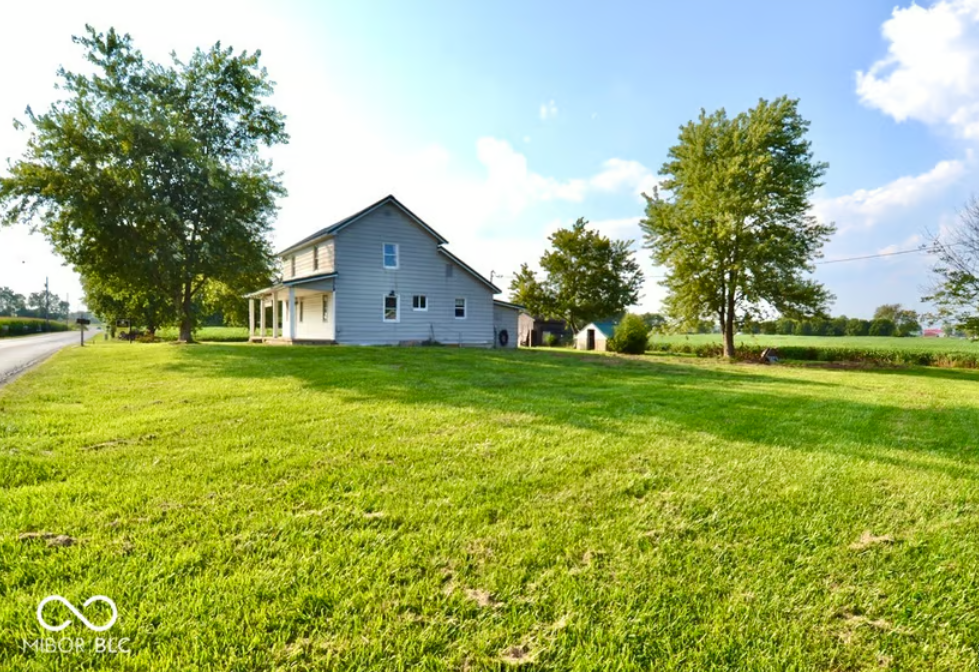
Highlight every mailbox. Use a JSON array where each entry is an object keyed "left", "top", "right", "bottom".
[{"left": 75, "top": 318, "right": 91, "bottom": 325}]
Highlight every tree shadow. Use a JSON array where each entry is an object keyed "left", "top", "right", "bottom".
[{"left": 160, "top": 345, "right": 979, "bottom": 482}]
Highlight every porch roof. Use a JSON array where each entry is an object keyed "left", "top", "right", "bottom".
[{"left": 244, "top": 272, "right": 338, "bottom": 298}]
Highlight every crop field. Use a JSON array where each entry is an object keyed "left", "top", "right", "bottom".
[
  {"left": 649, "top": 333, "right": 979, "bottom": 353},
  {"left": 2, "top": 344, "right": 979, "bottom": 670},
  {"left": 0, "top": 318, "right": 71, "bottom": 338},
  {"left": 154, "top": 326, "right": 250, "bottom": 342}
]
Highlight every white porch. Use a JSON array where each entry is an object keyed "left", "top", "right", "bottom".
[{"left": 245, "top": 273, "right": 337, "bottom": 343}]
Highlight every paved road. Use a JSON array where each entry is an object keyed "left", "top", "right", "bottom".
[{"left": 0, "top": 329, "right": 100, "bottom": 386}]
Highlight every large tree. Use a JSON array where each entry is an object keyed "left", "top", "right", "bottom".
[
  {"left": 641, "top": 97, "right": 834, "bottom": 358},
  {"left": 0, "top": 287, "right": 26, "bottom": 316},
  {"left": 0, "top": 27, "right": 286, "bottom": 341},
  {"left": 873, "top": 303, "right": 920, "bottom": 336},
  {"left": 509, "top": 218, "right": 643, "bottom": 332},
  {"left": 924, "top": 196, "right": 979, "bottom": 337}
]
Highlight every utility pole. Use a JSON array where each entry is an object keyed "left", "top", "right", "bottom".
[{"left": 44, "top": 276, "right": 50, "bottom": 332}]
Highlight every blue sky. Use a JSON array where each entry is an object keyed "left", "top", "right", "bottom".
[{"left": 2, "top": 0, "right": 977, "bottom": 321}]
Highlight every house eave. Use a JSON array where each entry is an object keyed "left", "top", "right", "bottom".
[{"left": 437, "top": 247, "right": 501, "bottom": 293}]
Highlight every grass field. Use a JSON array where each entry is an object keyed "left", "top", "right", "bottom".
[
  {"left": 3, "top": 344, "right": 979, "bottom": 670},
  {"left": 649, "top": 332, "right": 979, "bottom": 353}
]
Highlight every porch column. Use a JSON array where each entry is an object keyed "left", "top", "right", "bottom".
[
  {"left": 272, "top": 291, "right": 279, "bottom": 339},
  {"left": 248, "top": 298, "right": 255, "bottom": 338},
  {"left": 288, "top": 287, "right": 297, "bottom": 340},
  {"left": 259, "top": 297, "right": 266, "bottom": 338}
]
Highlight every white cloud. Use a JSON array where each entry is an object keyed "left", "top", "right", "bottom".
[
  {"left": 857, "top": 0, "right": 979, "bottom": 137},
  {"left": 476, "top": 137, "right": 587, "bottom": 211},
  {"left": 539, "top": 99, "right": 558, "bottom": 121},
  {"left": 877, "top": 232, "right": 924, "bottom": 257},
  {"left": 589, "top": 158, "right": 659, "bottom": 197},
  {"left": 813, "top": 157, "right": 967, "bottom": 229}
]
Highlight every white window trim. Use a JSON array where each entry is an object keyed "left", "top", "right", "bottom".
[
  {"left": 454, "top": 297, "right": 467, "bottom": 320},
  {"left": 383, "top": 243, "right": 399, "bottom": 270},
  {"left": 298, "top": 298, "right": 304, "bottom": 323},
  {"left": 412, "top": 295, "right": 428, "bottom": 312},
  {"left": 322, "top": 294, "right": 330, "bottom": 323},
  {"left": 289, "top": 255, "right": 296, "bottom": 278},
  {"left": 383, "top": 293, "right": 400, "bottom": 323},
  {"left": 313, "top": 245, "right": 320, "bottom": 271}
]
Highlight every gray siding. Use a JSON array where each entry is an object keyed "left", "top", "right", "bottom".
[
  {"left": 333, "top": 203, "right": 495, "bottom": 345},
  {"left": 493, "top": 304, "right": 520, "bottom": 348}
]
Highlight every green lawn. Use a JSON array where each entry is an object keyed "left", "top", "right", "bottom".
[{"left": 3, "top": 344, "right": 979, "bottom": 670}]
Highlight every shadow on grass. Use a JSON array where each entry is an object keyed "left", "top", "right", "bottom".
[{"left": 162, "top": 345, "right": 979, "bottom": 481}]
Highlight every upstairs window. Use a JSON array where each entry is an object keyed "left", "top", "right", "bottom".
[
  {"left": 383, "top": 243, "right": 399, "bottom": 269},
  {"left": 412, "top": 295, "right": 427, "bottom": 311},
  {"left": 313, "top": 245, "right": 320, "bottom": 271},
  {"left": 454, "top": 298, "right": 466, "bottom": 319},
  {"left": 322, "top": 294, "right": 330, "bottom": 323},
  {"left": 383, "top": 294, "right": 399, "bottom": 322},
  {"left": 290, "top": 255, "right": 296, "bottom": 277}
]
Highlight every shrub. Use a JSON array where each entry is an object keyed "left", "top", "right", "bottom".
[
  {"left": 609, "top": 315, "right": 650, "bottom": 354},
  {"left": 542, "top": 332, "right": 559, "bottom": 347}
]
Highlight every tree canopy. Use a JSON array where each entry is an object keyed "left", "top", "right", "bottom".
[
  {"left": 872, "top": 303, "right": 920, "bottom": 337},
  {"left": 0, "top": 26, "right": 287, "bottom": 341},
  {"left": 640, "top": 96, "right": 834, "bottom": 357},
  {"left": 509, "top": 218, "right": 643, "bottom": 332},
  {"left": 924, "top": 196, "right": 979, "bottom": 337}
]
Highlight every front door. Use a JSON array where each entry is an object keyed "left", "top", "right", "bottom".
[{"left": 586, "top": 329, "right": 595, "bottom": 350}]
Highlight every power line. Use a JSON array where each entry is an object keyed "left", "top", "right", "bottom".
[
  {"left": 645, "top": 241, "right": 967, "bottom": 277},
  {"left": 817, "top": 244, "right": 934, "bottom": 265}
]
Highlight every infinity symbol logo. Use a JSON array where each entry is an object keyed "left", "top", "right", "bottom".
[{"left": 37, "top": 595, "right": 118, "bottom": 632}]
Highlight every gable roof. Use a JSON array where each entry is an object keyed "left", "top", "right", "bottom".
[
  {"left": 437, "top": 247, "right": 501, "bottom": 293},
  {"left": 278, "top": 194, "right": 449, "bottom": 256},
  {"left": 580, "top": 321, "right": 618, "bottom": 338},
  {"left": 493, "top": 299, "right": 526, "bottom": 312}
]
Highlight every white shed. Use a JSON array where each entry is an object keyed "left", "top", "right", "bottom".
[{"left": 574, "top": 321, "right": 617, "bottom": 352}]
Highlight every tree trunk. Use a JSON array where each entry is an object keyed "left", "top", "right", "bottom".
[
  {"left": 177, "top": 283, "right": 194, "bottom": 343},
  {"left": 722, "top": 285, "right": 737, "bottom": 359}
]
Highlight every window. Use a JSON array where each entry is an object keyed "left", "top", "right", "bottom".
[
  {"left": 454, "top": 298, "right": 466, "bottom": 319},
  {"left": 290, "top": 255, "right": 296, "bottom": 277},
  {"left": 322, "top": 294, "right": 330, "bottom": 323},
  {"left": 445, "top": 264, "right": 453, "bottom": 278},
  {"left": 383, "top": 243, "right": 399, "bottom": 269},
  {"left": 298, "top": 299, "right": 304, "bottom": 323},
  {"left": 412, "top": 295, "right": 427, "bottom": 311},
  {"left": 313, "top": 245, "right": 319, "bottom": 271},
  {"left": 383, "top": 294, "right": 399, "bottom": 322}
]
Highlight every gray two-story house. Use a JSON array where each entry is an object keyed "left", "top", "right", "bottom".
[{"left": 245, "top": 195, "right": 522, "bottom": 347}]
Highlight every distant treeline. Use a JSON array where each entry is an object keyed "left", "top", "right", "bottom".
[{"left": 749, "top": 317, "right": 914, "bottom": 338}]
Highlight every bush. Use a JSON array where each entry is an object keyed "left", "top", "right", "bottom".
[
  {"left": 608, "top": 315, "right": 650, "bottom": 354},
  {"left": 542, "top": 332, "right": 559, "bottom": 347}
]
